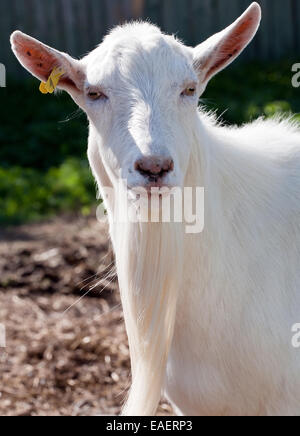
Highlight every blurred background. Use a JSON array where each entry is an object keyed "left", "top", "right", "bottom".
[
  {"left": 0, "top": 0, "right": 299, "bottom": 416},
  {"left": 1, "top": 0, "right": 300, "bottom": 224}
]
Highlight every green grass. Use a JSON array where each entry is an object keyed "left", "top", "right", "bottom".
[
  {"left": 0, "top": 158, "right": 96, "bottom": 224},
  {"left": 0, "top": 77, "right": 98, "bottom": 224},
  {"left": 0, "top": 60, "right": 299, "bottom": 224}
]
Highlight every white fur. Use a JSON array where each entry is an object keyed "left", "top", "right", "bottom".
[{"left": 11, "top": 3, "right": 300, "bottom": 416}]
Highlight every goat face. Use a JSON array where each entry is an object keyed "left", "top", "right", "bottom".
[
  {"left": 11, "top": 3, "right": 261, "bottom": 195},
  {"left": 83, "top": 25, "right": 199, "bottom": 193}
]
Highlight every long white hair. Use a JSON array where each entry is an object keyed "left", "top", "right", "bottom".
[{"left": 111, "top": 188, "right": 184, "bottom": 415}]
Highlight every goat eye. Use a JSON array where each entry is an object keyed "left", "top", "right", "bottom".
[
  {"left": 87, "top": 90, "right": 107, "bottom": 101},
  {"left": 181, "top": 87, "right": 196, "bottom": 97}
]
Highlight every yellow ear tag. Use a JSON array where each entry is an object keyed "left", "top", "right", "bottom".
[{"left": 39, "top": 67, "right": 65, "bottom": 94}]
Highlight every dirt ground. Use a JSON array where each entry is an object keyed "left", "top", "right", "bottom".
[{"left": 0, "top": 215, "right": 173, "bottom": 416}]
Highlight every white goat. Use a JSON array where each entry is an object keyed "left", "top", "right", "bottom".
[{"left": 11, "top": 2, "right": 300, "bottom": 416}]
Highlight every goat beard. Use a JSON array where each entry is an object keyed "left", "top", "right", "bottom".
[{"left": 111, "top": 194, "right": 184, "bottom": 416}]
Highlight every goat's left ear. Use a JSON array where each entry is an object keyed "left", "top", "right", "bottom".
[
  {"left": 193, "top": 2, "right": 261, "bottom": 90},
  {"left": 10, "top": 31, "right": 85, "bottom": 99}
]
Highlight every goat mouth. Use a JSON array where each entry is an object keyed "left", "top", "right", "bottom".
[
  {"left": 128, "top": 183, "right": 174, "bottom": 197},
  {"left": 146, "top": 180, "right": 169, "bottom": 190}
]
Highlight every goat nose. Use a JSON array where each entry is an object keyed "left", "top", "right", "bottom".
[{"left": 135, "top": 157, "right": 174, "bottom": 179}]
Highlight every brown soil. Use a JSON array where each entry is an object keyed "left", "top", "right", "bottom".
[{"left": 0, "top": 216, "right": 172, "bottom": 416}]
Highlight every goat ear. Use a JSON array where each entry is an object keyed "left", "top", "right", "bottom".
[
  {"left": 193, "top": 2, "right": 261, "bottom": 88},
  {"left": 10, "top": 31, "right": 85, "bottom": 95}
]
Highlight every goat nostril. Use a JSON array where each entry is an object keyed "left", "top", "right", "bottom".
[
  {"left": 135, "top": 158, "right": 174, "bottom": 179},
  {"left": 166, "top": 159, "right": 174, "bottom": 172},
  {"left": 152, "top": 164, "right": 162, "bottom": 175}
]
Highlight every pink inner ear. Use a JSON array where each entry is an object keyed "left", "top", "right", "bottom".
[
  {"left": 12, "top": 33, "right": 81, "bottom": 92},
  {"left": 13, "top": 37, "right": 58, "bottom": 82},
  {"left": 204, "top": 16, "right": 255, "bottom": 82}
]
